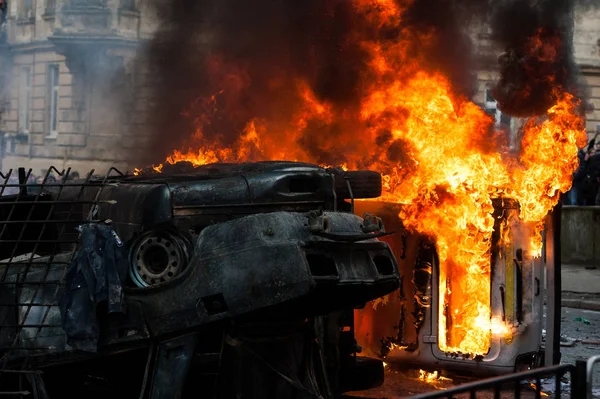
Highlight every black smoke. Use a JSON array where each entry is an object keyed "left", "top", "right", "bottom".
[
  {"left": 144, "top": 0, "right": 363, "bottom": 163},
  {"left": 141, "top": 0, "right": 595, "bottom": 164},
  {"left": 142, "top": 0, "right": 491, "bottom": 163},
  {"left": 487, "top": 0, "right": 580, "bottom": 116}
]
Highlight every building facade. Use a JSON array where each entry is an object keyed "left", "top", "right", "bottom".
[
  {"left": 0, "top": 3, "right": 598, "bottom": 174},
  {"left": 574, "top": 4, "right": 600, "bottom": 139},
  {"left": 0, "top": 0, "right": 157, "bottom": 174}
]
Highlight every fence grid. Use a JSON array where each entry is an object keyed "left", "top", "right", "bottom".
[{"left": 0, "top": 166, "right": 123, "bottom": 395}]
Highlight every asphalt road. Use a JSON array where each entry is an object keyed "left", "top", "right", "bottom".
[
  {"left": 347, "top": 307, "right": 600, "bottom": 399},
  {"left": 560, "top": 307, "right": 600, "bottom": 397}
]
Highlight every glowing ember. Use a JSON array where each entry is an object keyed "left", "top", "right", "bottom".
[
  {"left": 140, "top": 1, "right": 587, "bottom": 357},
  {"left": 419, "top": 369, "right": 438, "bottom": 382},
  {"left": 530, "top": 383, "right": 549, "bottom": 397},
  {"left": 388, "top": 343, "right": 408, "bottom": 353},
  {"left": 320, "top": 163, "right": 349, "bottom": 171},
  {"left": 419, "top": 369, "right": 452, "bottom": 384}
]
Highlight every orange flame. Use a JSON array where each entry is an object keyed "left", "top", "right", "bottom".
[
  {"left": 142, "top": 5, "right": 587, "bottom": 357},
  {"left": 530, "top": 383, "right": 549, "bottom": 397}
]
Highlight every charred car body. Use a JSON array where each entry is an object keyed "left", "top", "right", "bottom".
[{"left": 0, "top": 162, "right": 399, "bottom": 398}]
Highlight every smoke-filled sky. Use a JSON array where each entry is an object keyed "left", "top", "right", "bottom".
[{"left": 142, "top": 0, "right": 596, "bottom": 164}]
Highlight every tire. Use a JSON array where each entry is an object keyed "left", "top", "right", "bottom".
[
  {"left": 128, "top": 229, "right": 193, "bottom": 288},
  {"left": 334, "top": 170, "right": 382, "bottom": 199}
]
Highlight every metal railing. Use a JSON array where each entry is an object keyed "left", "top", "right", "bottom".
[
  {"left": 0, "top": 166, "right": 123, "bottom": 395},
  {"left": 586, "top": 355, "right": 600, "bottom": 399},
  {"left": 409, "top": 363, "right": 586, "bottom": 399}
]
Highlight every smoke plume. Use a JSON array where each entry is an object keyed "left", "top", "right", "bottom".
[
  {"left": 144, "top": 0, "right": 487, "bottom": 163},
  {"left": 142, "top": 0, "right": 594, "bottom": 164},
  {"left": 488, "top": 0, "right": 581, "bottom": 116}
]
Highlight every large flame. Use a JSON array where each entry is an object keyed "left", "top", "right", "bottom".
[{"left": 142, "top": 1, "right": 587, "bottom": 356}]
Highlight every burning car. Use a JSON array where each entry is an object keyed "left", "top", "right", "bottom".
[
  {"left": 0, "top": 162, "right": 399, "bottom": 398},
  {"left": 353, "top": 199, "right": 554, "bottom": 378}
]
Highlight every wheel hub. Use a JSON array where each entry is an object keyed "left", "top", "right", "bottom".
[{"left": 129, "top": 232, "right": 188, "bottom": 287}]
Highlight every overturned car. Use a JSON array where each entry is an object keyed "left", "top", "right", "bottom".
[{"left": 0, "top": 162, "right": 399, "bottom": 398}]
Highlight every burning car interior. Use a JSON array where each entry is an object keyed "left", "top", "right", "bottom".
[{"left": 353, "top": 200, "right": 555, "bottom": 377}]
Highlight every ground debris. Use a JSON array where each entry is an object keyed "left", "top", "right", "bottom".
[
  {"left": 574, "top": 317, "right": 591, "bottom": 325},
  {"left": 540, "top": 376, "right": 571, "bottom": 395},
  {"left": 560, "top": 335, "right": 577, "bottom": 347}
]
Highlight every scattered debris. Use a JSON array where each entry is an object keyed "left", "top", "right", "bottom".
[
  {"left": 540, "top": 376, "right": 571, "bottom": 395},
  {"left": 574, "top": 317, "right": 591, "bottom": 325},
  {"left": 560, "top": 335, "right": 577, "bottom": 347}
]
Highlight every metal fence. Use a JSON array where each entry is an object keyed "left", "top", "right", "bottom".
[
  {"left": 585, "top": 355, "right": 600, "bottom": 399},
  {"left": 0, "top": 166, "right": 123, "bottom": 395}
]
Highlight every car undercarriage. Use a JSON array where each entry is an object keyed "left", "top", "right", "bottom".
[{"left": 0, "top": 162, "right": 400, "bottom": 398}]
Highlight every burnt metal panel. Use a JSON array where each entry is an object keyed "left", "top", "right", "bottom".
[
  {"left": 128, "top": 211, "right": 399, "bottom": 338},
  {"left": 148, "top": 334, "right": 199, "bottom": 399},
  {"left": 244, "top": 170, "right": 333, "bottom": 204},
  {"left": 94, "top": 183, "right": 172, "bottom": 241},
  {"left": 169, "top": 176, "right": 250, "bottom": 208},
  {"left": 168, "top": 168, "right": 334, "bottom": 208},
  {"left": 56, "top": 182, "right": 172, "bottom": 243}
]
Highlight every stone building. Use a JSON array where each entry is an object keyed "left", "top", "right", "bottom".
[
  {"left": 574, "top": 4, "right": 600, "bottom": 139},
  {"left": 0, "top": 3, "right": 599, "bottom": 175},
  {"left": 0, "top": 0, "right": 157, "bottom": 174}
]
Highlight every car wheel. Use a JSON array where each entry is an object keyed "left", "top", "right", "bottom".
[
  {"left": 333, "top": 170, "right": 382, "bottom": 199},
  {"left": 129, "top": 230, "right": 191, "bottom": 288}
]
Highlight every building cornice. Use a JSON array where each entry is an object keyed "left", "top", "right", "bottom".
[
  {"left": 49, "top": 34, "right": 140, "bottom": 49},
  {"left": 3, "top": 35, "right": 148, "bottom": 55},
  {"left": 6, "top": 40, "right": 56, "bottom": 53},
  {"left": 578, "top": 60, "right": 600, "bottom": 75}
]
